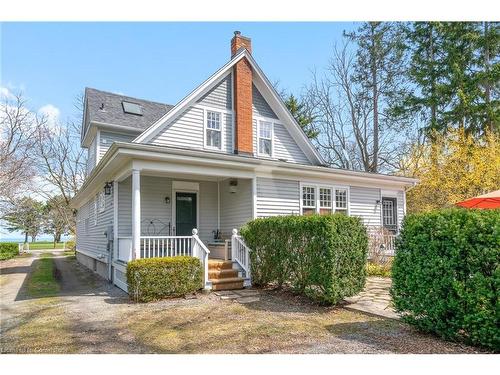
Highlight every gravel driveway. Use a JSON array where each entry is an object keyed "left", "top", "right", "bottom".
[{"left": 0, "top": 254, "right": 483, "bottom": 354}]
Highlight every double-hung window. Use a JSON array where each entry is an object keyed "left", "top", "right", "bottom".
[
  {"left": 319, "top": 187, "right": 332, "bottom": 215},
  {"left": 205, "top": 110, "right": 222, "bottom": 149},
  {"left": 301, "top": 184, "right": 349, "bottom": 216},
  {"left": 258, "top": 120, "right": 273, "bottom": 157},
  {"left": 335, "top": 188, "right": 348, "bottom": 215},
  {"left": 302, "top": 186, "right": 316, "bottom": 215}
]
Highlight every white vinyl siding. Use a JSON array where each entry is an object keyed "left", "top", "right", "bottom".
[
  {"left": 273, "top": 123, "right": 310, "bottom": 164},
  {"left": 252, "top": 84, "right": 310, "bottom": 164},
  {"left": 151, "top": 106, "right": 204, "bottom": 149},
  {"left": 75, "top": 188, "right": 114, "bottom": 259},
  {"left": 252, "top": 84, "right": 278, "bottom": 119},
  {"left": 397, "top": 191, "right": 404, "bottom": 229},
  {"left": 350, "top": 186, "right": 382, "bottom": 227},
  {"left": 198, "top": 181, "right": 219, "bottom": 243},
  {"left": 86, "top": 135, "right": 97, "bottom": 175},
  {"left": 117, "top": 176, "right": 218, "bottom": 243},
  {"left": 197, "top": 74, "right": 232, "bottom": 110},
  {"left": 256, "top": 177, "right": 300, "bottom": 217},
  {"left": 151, "top": 106, "right": 233, "bottom": 155},
  {"left": 219, "top": 178, "right": 253, "bottom": 238},
  {"left": 99, "top": 131, "right": 135, "bottom": 159}
]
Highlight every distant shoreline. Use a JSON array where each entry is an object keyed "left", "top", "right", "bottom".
[{"left": 0, "top": 238, "right": 72, "bottom": 243}]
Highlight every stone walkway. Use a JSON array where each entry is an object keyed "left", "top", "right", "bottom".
[
  {"left": 213, "top": 288, "right": 261, "bottom": 304},
  {"left": 344, "top": 277, "right": 398, "bottom": 319}
]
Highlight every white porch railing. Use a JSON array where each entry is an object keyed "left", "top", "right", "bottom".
[
  {"left": 140, "top": 236, "right": 193, "bottom": 258},
  {"left": 191, "top": 229, "right": 211, "bottom": 290},
  {"left": 231, "top": 228, "right": 251, "bottom": 281},
  {"left": 117, "top": 229, "right": 211, "bottom": 289}
]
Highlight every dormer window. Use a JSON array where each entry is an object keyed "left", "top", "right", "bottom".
[
  {"left": 258, "top": 120, "right": 273, "bottom": 157},
  {"left": 122, "top": 101, "right": 143, "bottom": 116},
  {"left": 205, "top": 110, "right": 222, "bottom": 149}
]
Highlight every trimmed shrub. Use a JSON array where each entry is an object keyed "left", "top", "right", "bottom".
[
  {"left": 0, "top": 243, "right": 19, "bottom": 260},
  {"left": 126, "top": 256, "right": 203, "bottom": 302},
  {"left": 240, "top": 214, "right": 368, "bottom": 304},
  {"left": 391, "top": 209, "right": 500, "bottom": 351}
]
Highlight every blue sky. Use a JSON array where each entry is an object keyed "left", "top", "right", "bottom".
[
  {"left": 1, "top": 22, "right": 359, "bottom": 241},
  {"left": 1, "top": 22, "right": 358, "bottom": 120}
]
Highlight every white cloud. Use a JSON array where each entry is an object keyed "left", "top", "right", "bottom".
[
  {"left": 38, "top": 104, "right": 61, "bottom": 131},
  {"left": 0, "top": 86, "right": 15, "bottom": 100}
]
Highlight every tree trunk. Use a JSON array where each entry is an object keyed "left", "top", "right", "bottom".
[
  {"left": 24, "top": 232, "right": 28, "bottom": 244},
  {"left": 370, "top": 24, "right": 379, "bottom": 173}
]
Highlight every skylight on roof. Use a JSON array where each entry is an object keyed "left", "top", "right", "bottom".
[{"left": 122, "top": 101, "right": 143, "bottom": 115}]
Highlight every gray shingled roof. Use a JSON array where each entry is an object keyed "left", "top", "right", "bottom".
[{"left": 84, "top": 87, "right": 174, "bottom": 134}]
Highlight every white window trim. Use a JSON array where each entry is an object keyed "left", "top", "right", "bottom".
[
  {"left": 299, "top": 182, "right": 350, "bottom": 215},
  {"left": 256, "top": 117, "right": 276, "bottom": 158},
  {"left": 202, "top": 107, "right": 224, "bottom": 151},
  {"left": 319, "top": 187, "right": 333, "bottom": 210},
  {"left": 301, "top": 184, "right": 317, "bottom": 211},
  {"left": 334, "top": 186, "right": 349, "bottom": 214}
]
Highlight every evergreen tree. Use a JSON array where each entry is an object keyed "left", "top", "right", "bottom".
[
  {"left": 392, "top": 22, "right": 447, "bottom": 138},
  {"left": 476, "top": 22, "right": 500, "bottom": 134},
  {"left": 395, "top": 22, "right": 499, "bottom": 137},
  {"left": 284, "top": 94, "right": 319, "bottom": 139}
]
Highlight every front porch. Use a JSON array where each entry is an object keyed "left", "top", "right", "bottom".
[{"left": 112, "top": 167, "right": 253, "bottom": 291}]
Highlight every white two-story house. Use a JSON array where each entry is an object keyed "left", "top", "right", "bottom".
[{"left": 71, "top": 32, "right": 417, "bottom": 292}]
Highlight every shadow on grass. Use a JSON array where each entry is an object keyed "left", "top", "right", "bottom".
[{"left": 13, "top": 255, "right": 127, "bottom": 302}]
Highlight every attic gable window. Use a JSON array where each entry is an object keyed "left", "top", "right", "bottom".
[
  {"left": 258, "top": 120, "right": 273, "bottom": 157},
  {"left": 122, "top": 101, "right": 143, "bottom": 116},
  {"left": 205, "top": 110, "right": 222, "bottom": 149}
]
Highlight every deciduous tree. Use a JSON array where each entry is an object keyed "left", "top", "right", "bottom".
[{"left": 400, "top": 128, "right": 500, "bottom": 213}]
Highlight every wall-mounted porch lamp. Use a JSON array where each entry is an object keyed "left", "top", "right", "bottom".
[
  {"left": 165, "top": 196, "right": 170, "bottom": 204},
  {"left": 229, "top": 179, "right": 238, "bottom": 194},
  {"left": 104, "top": 181, "right": 113, "bottom": 195}
]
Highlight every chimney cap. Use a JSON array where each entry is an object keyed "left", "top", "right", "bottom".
[{"left": 234, "top": 30, "right": 241, "bottom": 36}]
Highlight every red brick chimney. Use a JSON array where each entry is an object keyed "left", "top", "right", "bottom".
[{"left": 231, "top": 31, "right": 253, "bottom": 156}]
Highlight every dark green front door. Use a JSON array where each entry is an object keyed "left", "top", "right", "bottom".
[{"left": 175, "top": 192, "right": 197, "bottom": 236}]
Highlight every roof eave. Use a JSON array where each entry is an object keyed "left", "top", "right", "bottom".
[{"left": 72, "top": 142, "right": 418, "bottom": 207}]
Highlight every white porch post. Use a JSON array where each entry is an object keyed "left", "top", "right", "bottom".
[{"left": 132, "top": 169, "right": 141, "bottom": 259}]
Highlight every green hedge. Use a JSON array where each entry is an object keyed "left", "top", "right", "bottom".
[
  {"left": 240, "top": 214, "right": 368, "bottom": 304},
  {"left": 0, "top": 243, "right": 19, "bottom": 261},
  {"left": 126, "top": 256, "right": 203, "bottom": 302},
  {"left": 391, "top": 209, "right": 500, "bottom": 351}
]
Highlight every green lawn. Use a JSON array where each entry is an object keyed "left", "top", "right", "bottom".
[
  {"left": 26, "top": 254, "right": 60, "bottom": 297},
  {"left": 26, "top": 242, "right": 66, "bottom": 250}
]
